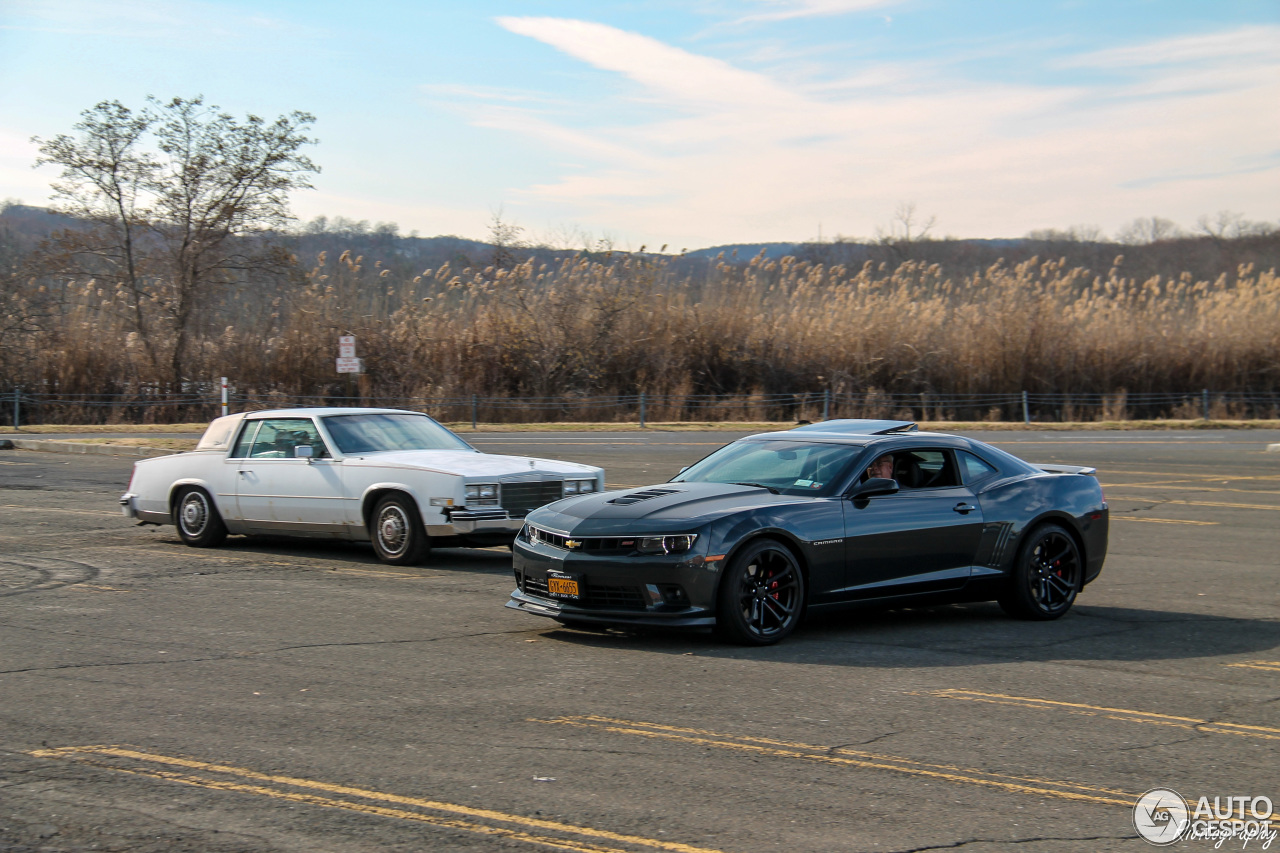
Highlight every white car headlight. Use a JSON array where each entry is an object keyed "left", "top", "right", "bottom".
[
  {"left": 465, "top": 483, "right": 500, "bottom": 505},
  {"left": 564, "top": 479, "right": 595, "bottom": 495},
  {"left": 563, "top": 481, "right": 579, "bottom": 495}
]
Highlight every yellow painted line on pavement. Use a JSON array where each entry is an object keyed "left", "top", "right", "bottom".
[
  {"left": 1107, "top": 497, "right": 1280, "bottom": 511},
  {"left": 925, "top": 690, "right": 1280, "bottom": 742},
  {"left": 537, "top": 715, "right": 1280, "bottom": 822},
  {"left": 1100, "top": 470, "right": 1280, "bottom": 481},
  {"left": 1103, "top": 480, "right": 1280, "bottom": 491},
  {"left": 1110, "top": 517, "right": 1218, "bottom": 525},
  {"left": 29, "top": 745, "right": 725, "bottom": 853},
  {"left": 1227, "top": 661, "right": 1280, "bottom": 673},
  {"left": 535, "top": 715, "right": 1139, "bottom": 807}
]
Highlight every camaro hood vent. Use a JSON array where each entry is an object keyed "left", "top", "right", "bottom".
[{"left": 607, "top": 487, "right": 685, "bottom": 506}]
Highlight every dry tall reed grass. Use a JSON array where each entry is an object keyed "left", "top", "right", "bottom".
[{"left": 7, "top": 250, "right": 1279, "bottom": 422}]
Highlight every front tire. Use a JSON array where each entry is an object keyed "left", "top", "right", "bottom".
[
  {"left": 998, "top": 523, "right": 1082, "bottom": 620},
  {"left": 716, "top": 539, "right": 806, "bottom": 645},
  {"left": 370, "top": 495, "right": 430, "bottom": 565},
  {"left": 174, "top": 486, "right": 227, "bottom": 548}
]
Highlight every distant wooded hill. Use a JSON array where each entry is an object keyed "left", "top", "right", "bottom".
[{"left": 4, "top": 203, "right": 1278, "bottom": 286}]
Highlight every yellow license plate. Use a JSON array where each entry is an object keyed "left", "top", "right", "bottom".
[{"left": 547, "top": 576, "right": 580, "bottom": 597}]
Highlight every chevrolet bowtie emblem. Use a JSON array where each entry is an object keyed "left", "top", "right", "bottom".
[{"left": 565, "top": 540, "right": 582, "bottom": 549}]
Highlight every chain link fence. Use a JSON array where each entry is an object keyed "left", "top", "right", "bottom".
[{"left": 3, "top": 386, "right": 1278, "bottom": 427}]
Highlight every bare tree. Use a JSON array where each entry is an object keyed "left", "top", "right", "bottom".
[
  {"left": 487, "top": 207, "right": 526, "bottom": 270},
  {"left": 876, "top": 202, "right": 936, "bottom": 261},
  {"left": 1025, "top": 224, "right": 1104, "bottom": 242},
  {"left": 1115, "top": 216, "right": 1183, "bottom": 245},
  {"left": 32, "top": 96, "right": 319, "bottom": 389}
]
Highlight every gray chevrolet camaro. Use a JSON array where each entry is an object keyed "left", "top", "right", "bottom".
[{"left": 506, "top": 420, "right": 1109, "bottom": 645}]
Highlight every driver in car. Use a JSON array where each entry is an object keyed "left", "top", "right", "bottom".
[{"left": 864, "top": 453, "right": 894, "bottom": 482}]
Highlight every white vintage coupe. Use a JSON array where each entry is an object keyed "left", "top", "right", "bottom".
[{"left": 120, "top": 408, "right": 604, "bottom": 564}]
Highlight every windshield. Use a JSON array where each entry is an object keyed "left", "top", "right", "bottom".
[
  {"left": 321, "top": 413, "right": 474, "bottom": 454},
  {"left": 671, "top": 440, "right": 861, "bottom": 496}
]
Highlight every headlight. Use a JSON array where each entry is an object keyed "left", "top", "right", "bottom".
[
  {"left": 563, "top": 479, "right": 596, "bottom": 495},
  {"left": 563, "top": 481, "right": 579, "bottom": 495},
  {"left": 465, "top": 483, "right": 499, "bottom": 505},
  {"left": 636, "top": 534, "right": 698, "bottom": 555}
]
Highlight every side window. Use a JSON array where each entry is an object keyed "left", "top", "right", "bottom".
[
  {"left": 230, "top": 421, "right": 260, "bottom": 459},
  {"left": 893, "top": 449, "right": 960, "bottom": 490},
  {"left": 958, "top": 450, "right": 998, "bottom": 484},
  {"left": 245, "top": 419, "right": 330, "bottom": 459}
]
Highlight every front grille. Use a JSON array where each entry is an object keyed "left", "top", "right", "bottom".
[
  {"left": 527, "top": 525, "right": 639, "bottom": 554},
  {"left": 520, "top": 573, "right": 646, "bottom": 611},
  {"left": 588, "top": 584, "right": 646, "bottom": 610},
  {"left": 501, "top": 481, "right": 564, "bottom": 517}
]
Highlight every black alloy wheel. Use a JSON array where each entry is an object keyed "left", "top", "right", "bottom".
[
  {"left": 370, "top": 494, "right": 431, "bottom": 565},
  {"left": 174, "top": 486, "right": 228, "bottom": 548},
  {"left": 999, "top": 523, "right": 1082, "bottom": 620},
  {"left": 716, "top": 539, "right": 806, "bottom": 645}
]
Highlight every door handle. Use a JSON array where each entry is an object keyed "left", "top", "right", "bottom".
[{"left": 953, "top": 503, "right": 977, "bottom": 514}]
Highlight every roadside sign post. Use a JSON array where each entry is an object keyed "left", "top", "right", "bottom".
[
  {"left": 221, "top": 376, "right": 228, "bottom": 418},
  {"left": 337, "top": 336, "right": 363, "bottom": 406}
]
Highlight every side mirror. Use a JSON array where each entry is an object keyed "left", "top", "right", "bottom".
[
  {"left": 293, "top": 445, "right": 314, "bottom": 459},
  {"left": 850, "top": 477, "right": 898, "bottom": 499},
  {"left": 678, "top": 466, "right": 689, "bottom": 474}
]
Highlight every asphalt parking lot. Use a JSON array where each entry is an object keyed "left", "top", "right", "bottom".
[{"left": 1, "top": 429, "right": 1277, "bottom": 852}]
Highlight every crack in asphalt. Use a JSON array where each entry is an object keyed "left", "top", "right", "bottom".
[
  {"left": 887, "top": 835, "right": 1134, "bottom": 852},
  {"left": 0, "top": 628, "right": 535, "bottom": 676},
  {"left": 829, "top": 731, "right": 901, "bottom": 750}
]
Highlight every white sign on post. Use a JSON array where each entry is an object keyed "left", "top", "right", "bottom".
[
  {"left": 336, "top": 357, "right": 363, "bottom": 374},
  {"left": 338, "top": 335, "right": 357, "bottom": 359}
]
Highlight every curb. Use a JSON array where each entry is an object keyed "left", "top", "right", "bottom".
[{"left": 3, "top": 439, "right": 177, "bottom": 458}]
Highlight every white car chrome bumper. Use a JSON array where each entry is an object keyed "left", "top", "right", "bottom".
[{"left": 427, "top": 508, "right": 526, "bottom": 536}]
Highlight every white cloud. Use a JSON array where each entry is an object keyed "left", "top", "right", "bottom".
[
  {"left": 1061, "top": 25, "right": 1280, "bottom": 68},
  {"left": 454, "top": 20, "right": 1279, "bottom": 245},
  {"left": 734, "top": 0, "right": 903, "bottom": 24},
  {"left": 495, "top": 17, "right": 796, "bottom": 110},
  {"left": 0, "top": 0, "right": 318, "bottom": 43}
]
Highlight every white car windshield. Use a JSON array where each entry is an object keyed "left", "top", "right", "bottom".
[{"left": 321, "top": 413, "right": 474, "bottom": 454}]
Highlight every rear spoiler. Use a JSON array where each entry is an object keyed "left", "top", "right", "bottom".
[{"left": 1035, "top": 464, "right": 1097, "bottom": 476}]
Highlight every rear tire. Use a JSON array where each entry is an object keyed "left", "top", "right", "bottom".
[
  {"left": 174, "top": 487, "right": 227, "bottom": 548},
  {"left": 370, "top": 495, "right": 431, "bottom": 565},
  {"left": 715, "top": 539, "right": 805, "bottom": 645},
  {"left": 998, "top": 523, "right": 1082, "bottom": 620}
]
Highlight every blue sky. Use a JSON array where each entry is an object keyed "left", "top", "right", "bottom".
[{"left": 2, "top": 0, "right": 1277, "bottom": 249}]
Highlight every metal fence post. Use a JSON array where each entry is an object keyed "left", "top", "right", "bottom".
[
  {"left": 1202, "top": 389, "right": 1209, "bottom": 420},
  {"left": 472, "top": 394, "right": 478, "bottom": 430},
  {"left": 220, "top": 377, "right": 229, "bottom": 418},
  {"left": 1022, "top": 390, "right": 1030, "bottom": 425},
  {"left": 822, "top": 389, "right": 830, "bottom": 421},
  {"left": 639, "top": 392, "right": 646, "bottom": 429},
  {"left": 12, "top": 388, "right": 18, "bottom": 428}
]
